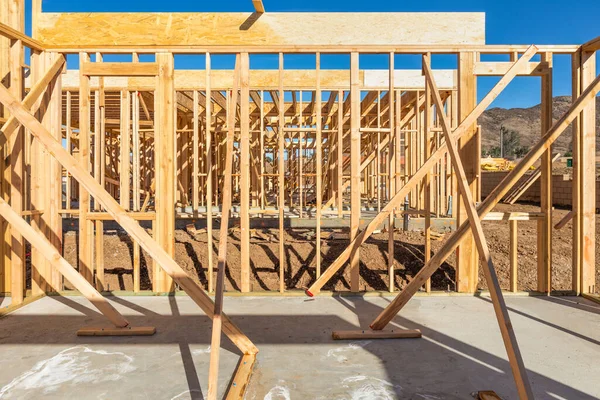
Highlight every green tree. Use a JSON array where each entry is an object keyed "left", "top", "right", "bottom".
[{"left": 499, "top": 125, "right": 522, "bottom": 159}]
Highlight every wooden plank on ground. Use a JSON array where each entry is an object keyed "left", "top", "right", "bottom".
[
  {"left": 332, "top": 329, "right": 421, "bottom": 340},
  {"left": 77, "top": 326, "right": 156, "bottom": 336}
]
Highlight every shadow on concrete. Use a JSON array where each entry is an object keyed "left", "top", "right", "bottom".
[{"left": 0, "top": 295, "right": 596, "bottom": 399}]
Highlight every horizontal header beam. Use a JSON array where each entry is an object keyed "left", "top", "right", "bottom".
[{"left": 36, "top": 12, "right": 485, "bottom": 47}]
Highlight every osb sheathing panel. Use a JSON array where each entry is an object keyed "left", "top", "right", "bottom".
[
  {"left": 51, "top": 69, "right": 456, "bottom": 90},
  {"left": 37, "top": 12, "right": 485, "bottom": 47}
]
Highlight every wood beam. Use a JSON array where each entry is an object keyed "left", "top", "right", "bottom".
[
  {"left": 252, "top": 0, "right": 265, "bottom": 13},
  {"left": 208, "top": 55, "right": 241, "bottom": 400},
  {"left": 81, "top": 62, "right": 159, "bottom": 77}
]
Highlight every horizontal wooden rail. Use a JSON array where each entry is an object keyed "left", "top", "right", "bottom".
[
  {"left": 0, "top": 22, "right": 45, "bottom": 51},
  {"left": 43, "top": 44, "right": 580, "bottom": 54},
  {"left": 81, "top": 62, "right": 159, "bottom": 76}
]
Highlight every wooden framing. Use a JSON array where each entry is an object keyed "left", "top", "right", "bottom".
[{"left": 0, "top": 5, "right": 598, "bottom": 398}]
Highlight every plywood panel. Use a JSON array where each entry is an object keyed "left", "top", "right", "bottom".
[{"left": 37, "top": 12, "right": 485, "bottom": 47}]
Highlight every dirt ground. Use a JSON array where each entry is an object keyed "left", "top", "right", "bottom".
[{"left": 60, "top": 203, "right": 600, "bottom": 293}]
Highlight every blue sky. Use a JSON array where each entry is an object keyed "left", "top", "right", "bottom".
[{"left": 28, "top": 0, "right": 600, "bottom": 109}]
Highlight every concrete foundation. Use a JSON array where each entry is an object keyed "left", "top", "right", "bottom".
[{"left": 0, "top": 295, "right": 598, "bottom": 399}]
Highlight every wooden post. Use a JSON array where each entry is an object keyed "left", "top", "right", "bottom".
[
  {"left": 538, "top": 52, "right": 553, "bottom": 294},
  {"left": 350, "top": 52, "right": 361, "bottom": 292},
  {"left": 120, "top": 90, "right": 131, "bottom": 209},
  {"left": 8, "top": 0, "right": 24, "bottom": 303},
  {"left": 456, "top": 51, "right": 479, "bottom": 293},
  {"left": 388, "top": 53, "right": 395, "bottom": 292},
  {"left": 79, "top": 52, "right": 93, "bottom": 283},
  {"left": 154, "top": 52, "right": 175, "bottom": 293},
  {"left": 510, "top": 219, "right": 518, "bottom": 293},
  {"left": 278, "top": 53, "right": 285, "bottom": 293},
  {"left": 315, "top": 53, "right": 322, "bottom": 278},
  {"left": 240, "top": 52, "right": 251, "bottom": 293},
  {"left": 207, "top": 55, "right": 240, "bottom": 400},
  {"left": 423, "top": 54, "right": 432, "bottom": 293},
  {"left": 205, "top": 53, "right": 214, "bottom": 293},
  {"left": 572, "top": 49, "right": 597, "bottom": 295}
]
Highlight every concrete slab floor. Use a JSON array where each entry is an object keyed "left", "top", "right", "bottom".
[{"left": 0, "top": 295, "right": 598, "bottom": 399}]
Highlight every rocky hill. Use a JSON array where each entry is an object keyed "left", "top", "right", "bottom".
[{"left": 478, "top": 96, "right": 600, "bottom": 156}]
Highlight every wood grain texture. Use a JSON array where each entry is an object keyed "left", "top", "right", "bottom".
[{"left": 36, "top": 12, "right": 485, "bottom": 47}]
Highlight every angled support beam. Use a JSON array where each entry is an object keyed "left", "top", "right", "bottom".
[
  {"left": 252, "top": 0, "right": 265, "bottom": 13},
  {"left": 305, "top": 45, "right": 539, "bottom": 296},
  {"left": 208, "top": 54, "right": 242, "bottom": 400},
  {"left": 422, "top": 57, "right": 533, "bottom": 399},
  {"left": 0, "top": 82, "right": 258, "bottom": 355},
  {"left": 370, "top": 67, "right": 600, "bottom": 332}
]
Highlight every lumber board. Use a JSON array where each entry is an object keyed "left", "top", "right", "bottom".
[
  {"left": 36, "top": 12, "right": 485, "bottom": 47},
  {"left": 81, "top": 62, "right": 158, "bottom": 76},
  {"left": 582, "top": 36, "right": 600, "bottom": 52},
  {"left": 252, "top": 0, "right": 265, "bottom": 13},
  {"left": 208, "top": 55, "right": 241, "bottom": 400},
  {"left": 224, "top": 354, "right": 256, "bottom": 400},
  {"left": 9, "top": 31, "right": 24, "bottom": 304},
  {"left": 240, "top": 53, "right": 251, "bottom": 293},
  {"left": 0, "top": 21, "right": 44, "bottom": 50},
  {"left": 332, "top": 329, "right": 421, "bottom": 340},
  {"left": 349, "top": 52, "right": 360, "bottom": 292},
  {"left": 456, "top": 51, "right": 478, "bottom": 293},
  {"left": 554, "top": 210, "right": 574, "bottom": 230},
  {"left": 57, "top": 69, "right": 452, "bottom": 91},
  {"left": 474, "top": 61, "right": 549, "bottom": 76},
  {"left": 538, "top": 52, "right": 553, "bottom": 294},
  {"left": 77, "top": 326, "right": 156, "bottom": 336},
  {"left": 477, "top": 391, "right": 502, "bottom": 400},
  {"left": 579, "top": 51, "right": 596, "bottom": 294}
]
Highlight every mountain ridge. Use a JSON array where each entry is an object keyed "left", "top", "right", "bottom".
[{"left": 478, "top": 96, "right": 600, "bottom": 155}]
